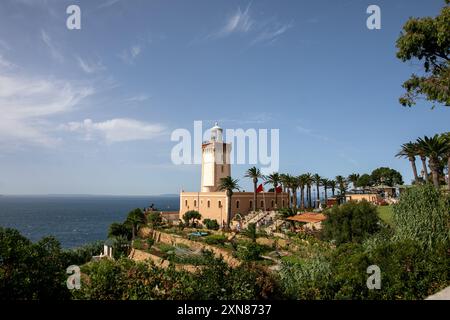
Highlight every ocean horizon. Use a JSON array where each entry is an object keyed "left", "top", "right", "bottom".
[{"left": 0, "top": 195, "right": 180, "bottom": 248}]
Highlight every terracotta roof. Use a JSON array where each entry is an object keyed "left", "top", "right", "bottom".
[{"left": 287, "top": 213, "right": 327, "bottom": 223}]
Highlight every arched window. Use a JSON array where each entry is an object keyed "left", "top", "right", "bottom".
[
  {"left": 260, "top": 200, "right": 264, "bottom": 208},
  {"left": 236, "top": 200, "right": 240, "bottom": 209},
  {"left": 282, "top": 200, "right": 285, "bottom": 207},
  {"left": 271, "top": 200, "right": 274, "bottom": 208},
  {"left": 185, "top": 200, "right": 188, "bottom": 207},
  {"left": 207, "top": 200, "right": 210, "bottom": 208},
  {"left": 249, "top": 200, "right": 253, "bottom": 209},
  {"left": 194, "top": 200, "right": 197, "bottom": 207},
  {"left": 218, "top": 201, "right": 222, "bottom": 208}
]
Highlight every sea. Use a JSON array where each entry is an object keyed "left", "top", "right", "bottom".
[{"left": 0, "top": 195, "right": 179, "bottom": 248}]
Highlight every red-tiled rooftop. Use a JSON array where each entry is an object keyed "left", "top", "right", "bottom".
[{"left": 287, "top": 213, "right": 327, "bottom": 223}]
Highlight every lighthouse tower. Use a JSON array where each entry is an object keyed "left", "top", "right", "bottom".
[{"left": 200, "top": 123, "right": 231, "bottom": 192}]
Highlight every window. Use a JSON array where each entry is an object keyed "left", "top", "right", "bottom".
[
  {"left": 221, "top": 166, "right": 224, "bottom": 173},
  {"left": 207, "top": 200, "right": 210, "bottom": 208},
  {"left": 271, "top": 200, "right": 274, "bottom": 208},
  {"left": 236, "top": 200, "right": 240, "bottom": 209},
  {"left": 260, "top": 200, "right": 264, "bottom": 208},
  {"left": 185, "top": 200, "right": 188, "bottom": 207},
  {"left": 249, "top": 200, "right": 253, "bottom": 209},
  {"left": 194, "top": 200, "right": 197, "bottom": 207},
  {"left": 218, "top": 201, "right": 222, "bottom": 208},
  {"left": 282, "top": 200, "right": 285, "bottom": 207}
]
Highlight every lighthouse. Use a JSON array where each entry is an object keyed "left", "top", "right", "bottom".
[{"left": 200, "top": 123, "right": 231, "bottom": 192}]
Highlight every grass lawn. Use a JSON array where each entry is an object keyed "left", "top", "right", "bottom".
[{"left": 377, "top": 206, "right": 394, "bottom": 226}]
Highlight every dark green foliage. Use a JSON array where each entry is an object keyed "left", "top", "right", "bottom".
[
  {"left": 183, "top": 210, "right": 202, "bottom": 227},
  {"left": 370, "top": 167, "right": 404, "bottom": 186},
  {"left": 63, "top": 241, "right": 104, "bottom": 266},
  {"left": 235, "top": 242, "right": 264, "bottom": 261},
  {"left": 241, "top": 223, "right": 258, "bottom": 242},
  {"left": 322, "top": 200, "right": 381, "bottom": 245},
  {"left": 203, "top": 218, "right": 220, "bottom": 230},
  {"left": 0, "top": 227, "right": 71, "bottom": 300},
  {"left": 146, "top": 211, "right": 162, "bottom": 228},
  {"left": 396, "top": 1, "right": 450, "bottom": 107},
  {"left": 393, "top": 184, "right": 450, "bottom": 248},
  {"left": 203, "top": 234, "right": 227, "bottom": 246},
  {"left": 108, "top": 222, "right": 132, "bottom": 240},
  {"left": 356, "top": 174, "right": 372, "bottom": 188}
]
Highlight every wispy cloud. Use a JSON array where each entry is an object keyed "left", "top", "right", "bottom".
[
  {"left": 119, "top": 45, "right": 142, "bottom": 65},
  {"left": 250, "top": 21, "right": 293, "bottom": 46},
  {"left": 0, "top": 55, "right": 16, "bottom": 70},
  {"left": 40, "top": 30, "right": 64, "bottom": 63},
  {"left": 0, "top": 74, "right": 93, "bottom": 147},
  {"left": 216, "top": 4, "right": 254, "bottom": 37},
  {"left": 98, "top": 0, "right": 121, "bottom": 9},
  {"left": 206, "top": 4, "right": 293, "bottom": 45},
  {"left": 63, "top": 118, "right": 165, "bottom": 143},
  {"left": 76, "top": 56, "right": 105, "bottom": 74},
  {"left": 126, "top": 94, "right": 150, "bottom": 103}
]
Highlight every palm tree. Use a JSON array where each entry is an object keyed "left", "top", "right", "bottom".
[
  {"left": 416, "top": 135, "right": 447, "bottom": 189},
  {"left": 218, "top": 176, "right": 240, "bottom": 229},
  {"left": 125, "top": 208, "right": 145, "bottom": 240},
  {"left": 312, "top": 173, "right": 321, "bottom": 208},
  {"left": 328, "top": 179, "right": 337, "bottom": 197},
  {"left": 244, "top": 167, "right": 263, "bottom": 212},
  {"left": 321, "top": 178, "right": 329, "bottom": 203},
  {"left": 304, "top": 173, "right": 314, "bottom": 209},
  {"left": 290, "top": 176, "right": 299, "bottom": 209},
  {"left": 298, "top": 174, "right": 308, "bottom": 210},
  {"left": 415, "top": 140, "right": 430, "bottom": 182},
  {"left": 335, "top": 175, "right": 347, "bottom": 196},
  {"left": 264, "top": 172, "right": 280, "bottom": 208},
  {"left": 347, "top": 173, "right": 360, "bottom": 191},
  {"left": 443, "top": 133, "right": 450, "bottom": 191},
  {"left": 396, "top": 142, "right": 419, "bottom": 184},
  {"left": 280, "top": 173, "right": 291, "bottom": 207}
]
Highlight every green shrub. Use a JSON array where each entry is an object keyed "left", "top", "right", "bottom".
[
  {"left": 183, "top": 210, "right": 202, "bottom": 227},
  {"left": 322, "top": 200, "right": 381, "bottom": 245},
  {"left": 204, "top": 234, "right": 227, "bottom": 246},
  {"left": 147, "top": 211, "right": 162, "bottom": 228},
  {"left": 236, "top": 242, "right": 264, "bottom": 261},
  {"left": 393, "top": 184, "right": 450, "bottom": 248},
  {"left": 203, "top": 218, "right": 220, "bottom": 230}
]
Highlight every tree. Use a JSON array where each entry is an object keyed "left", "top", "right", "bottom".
[
  {"left": 203, "top": 219, "right": 220, "bottom": 230},
  {"left": 396, "top": 142, "right": 419, "bottom": 183},
  {"left": 322, "top": 200, "right": 381, "bottom": 245},
  {"left": 393, "top": 184, "right": 449, "bottom": 248},
  {"left": 303, "top": 173, "right": 314, "bottom": 209},
  {"left": 328, "top": 179, "right": 337, "bottom": 197},
  {"left": 244, "top": 166, "right": 263, "bottom": 212},
  {"left": 108, "top": 222, "right": 132, "bottom": 240},
  {"left": 298, "top": 174, "right": 308, "bottom": 210},
  {"left": 416, "top": 135, "right": 447, "bottom": 188},
  {"left": 321, "top": 178, "right": 329, "bottom": 203},
  {"left": 312, "top": 174, "right": 322, "bottom": 208},
  {"left": 396, "top": 1, "right": 450, "bottom": 108},
  {"left": 335, "top": 175, "right": 347, "bottom": 196},
  {"left": 147, "top": 211, "right": 162, "bottom": 229},
  {"left": 182, "top": 210, "right": 202, "bottom": 227},
  {"left": 0, "top": 228, "right": 71, "bottom": 300},
  {"left": 415, "top": 139, "right": 431, "bottom": 182},
  {"left": 264, "top": 172, "right": 280, "bottom": 208},
  {"left": 347, "top": 173, "right": 360, "bottom": 191},
  {"left": 443, "top": 132, "right": 450, "bottom": 190},
  {"left": 356, "top": 174, "right": 372, "bottom": 190},
  {"left": 218, "top": 176, "right": 240, "bottom": 229},
  {"left": 370, "top": 167, "right": 404, "bottom": 187},
  {"left": 125, "top": 208, "right": 146, "bottom": 240}
]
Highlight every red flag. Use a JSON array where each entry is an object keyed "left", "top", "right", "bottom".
[
  {"left": 276, "top": 186, "right": 283, "bottom": 193},
  {"left": 256, "top": 184, "right": 264, "bottom": 193}
]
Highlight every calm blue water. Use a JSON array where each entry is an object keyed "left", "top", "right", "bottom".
[{"left": 0, "top": 195, "right": 179, "bottom": 248}]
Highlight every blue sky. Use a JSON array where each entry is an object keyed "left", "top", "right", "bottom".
[{"left": 0, "top": 0, "right": 448, "bottom": 195}]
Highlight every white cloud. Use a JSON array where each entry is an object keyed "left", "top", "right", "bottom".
[
  {"left": 126, "top": 94, "right": 149, "bottom": 102},
  {"left": 64, "top": 118, "right": 165, "bottom": 143},
  {"left": 40, "top": 30, "right": 64, "bottom": 63},
  {"left": 251, "top": 21, "right": 293, "bottom": 45},
  {"left": 119, "top": 45, "right": 142, "bottom": 65},
  {"left": 76, "top": 56, "right": 105, "bottom": 74},
  {"left": 0, "top": 74, "right": 93, "bottom": 147},
  {"left": 217, "top": 4, "right": 254, "bottom": 37}
]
